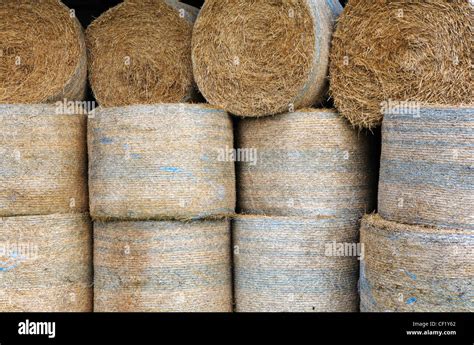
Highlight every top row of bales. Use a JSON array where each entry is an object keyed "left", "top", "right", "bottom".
[{"left": 1, "top": 0, "right": 471, "bottom": 126}]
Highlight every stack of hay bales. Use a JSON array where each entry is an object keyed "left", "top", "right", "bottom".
[
  {"left": 0, "top": 0, "right": 91, "bottom": 312},
  {"left": 328, "top": 0, "right": 472, "bottom": 312},
  {"left": 360, "top": 105, "right": 474, "bottom": 312},
  {"left": 0, "top": 105, "right": 92, "bottom": 312},
  {"left": 234, "top": 109, "right": 376, "bottom": 312},
  {"left": 86, "top": 2, "right": 234, "bottom": 312},
  {"left": 89, "top": 104, "right": 235, "bottom": 312},
  {"left": 191, "top": 0, "right": 377, "bottom": 312}
]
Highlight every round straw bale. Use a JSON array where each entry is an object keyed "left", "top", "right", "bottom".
[
  {"left": 360, "top": 214, "right": 473, "bottom": 312},
  {"left": 94, "top": 219, "right": 232, "bottom": 312},
  {"left": 237, "top": 109, "right": 376, "bottom": 218},
  {"left": 0, "top": 213, "right": 92, "bottom": 312},
  {"left": 88, "top": 104, "right": 235, "bottom": 221},
  {"left": 233, "top": 215, "right": 360, "bottom": 312},
  {"left": 0, "top": 0, "right": 87, "bottom": 103},
  {"left": 379, "top": 105, "right": 474, "bottom": 230},
  {"left": 0, "top": 104, "right": 88, "bottom": 217},
  {"left": 192, "top": 0, "right": 343, "bottom": 117},
  {"left": 330, "top": 0, "right": 472, "bottom": 128},
  {"left": 86, "top": 0, "right": 198, "bottom": 107}
]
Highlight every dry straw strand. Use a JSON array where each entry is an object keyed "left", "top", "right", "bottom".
[
  {"left": 0, "top": 0, "right": 87, "bottom": 103},
  {"left": 233, "top": 215, "right": 360, "bottom": 312},
  {"left": 86, "top": 0, "right": 198, "bottom": 107},
  {"left": 88, "top": 104, "right": 236, "bottom": 221},
  {"left": 379, "top": 105, "right": 474, "bottom": 230},
  {"left": 0, "top": 104, "right": 88, "bottom": 217},
  {"left": 0, "top": 213, "right": 92, "bottom": 312},
  {"left": 192, "top": 0, "right": 342, "bottom": 117},
  {"left": 330, "top": 0, "right": 472, "bottom": 128},
  {"left": 360, "top": 214, "right": 473, "bottom": 312},
  {"left": 94, "top": 219, "right": 232, "bottom": 312},
  {"left": 237, "top": 108, "right": 376, "bottom": 219}
]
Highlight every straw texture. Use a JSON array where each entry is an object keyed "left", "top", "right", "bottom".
[
  {"left": 360, "top": 214, "right": 473, "bottom": 312},
  {"left": 237, "top": 109, "right": 376, "bottom": 219},
  {"left": 192, "top": 0, "right": 342, "bottom": 117},
  {"left": 94, "top": 219, "right": 232, "bottom": 312},
  {"left": 0, "top": 0, "right": 87, "bottom": 103},
  {"left": 88, "top": 104, "right": 235, "bottom": 221},
  {"left": 379, "top": 105, "right": 474, "bottom": 230},
  {"left": 0, "top": 104, "right": 88, "bottom": 217},
  {"left": 0, "top": 213, "right": 92, "bottom": 312},
  {"left": 86, "top": 0, "right": 197, "bottom": 107},
  {"left": 233, "top": 215, "right": 360, "bottom": 312},
  {"left": 164, "top": 0, "right": 199, "bottom": 22},
  {"left": 330, "top": 0, "right": 472, "bottom": 128}
]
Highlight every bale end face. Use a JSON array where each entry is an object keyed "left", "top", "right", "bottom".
[
  {"left": 330, "top": 0, "right": 472, "bottom": 128},
  {"left": 192, "top": 0, "right": 342, "bottom": 116},
  {"left": 0, "top": 0, "right": 86, "bottom": 104},
  {"left": 86, "top": 1, "right": 197, "bottom": 107}
]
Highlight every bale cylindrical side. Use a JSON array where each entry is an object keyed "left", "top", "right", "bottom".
[
  {"left": 94, "top": 219, "right": 232, "bottom": 312},
  {"left": 237, "top": 109, "right": 376, "bottom": 219},
  {"left": 379, "top": 105, "right": 474, "bottom": 230},
  {"left": 86, "top": 0, "right": 198, "bottom": 107},
  {"left": 88, "top": 104, "right": 235, "bottom": 221},
  {"left": 0, "top": 0, "right": 87, "bottom": 103},
  {"left": 360, "top": 214, "right": 473, "bottom": 312},
  {"left": 0, "top": 104, "right": 88, "bottom": 217},
  {"left": 192, "top": 0, "right": 342, "bottom": 117},
  {"left": 233, "top": 215, "right": 360, "bottom": 312},
  {"left": 0, "top": 213, "right": 92, "bottom": 312},
  {"left": 330, "top": 0, "right": 472, "bottom": 128}
]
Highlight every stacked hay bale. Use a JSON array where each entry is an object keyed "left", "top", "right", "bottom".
[
  {"left": 88, "top": 104, "right": 235, "bottom": 220},
  {"left": 237, "top": 109, "right": 375, "bottom": 218},
  {"left": 234, "top": 109, "right": 376, "bottom": 312},
  {"left": 329, "top": 0, "right": 472, "bottom": 312},
  {"left": 86, "top": 0, "right": 198, "bottom": 107},
  {"left": 378, "top": 106, "right": 473, "bottom": 229},
  {"left": 360, "top": 105, "right": 474, "bottom": 312},
  {"left": 329, "top": 0, "right": 471, "bottom": 129},
  {"left": 360, "top": 215, "right": 473, "bottom": 312},
  {"left": 0, "top": 0, "right": 87, "bottom": 103},
  {"left": 94, "top": 220, "right": 232, "bottom": 312},
  {"left": 89, "top": 104, "right": 235, "bottom": 312},
  {"left": 0, "top": 105, "right": 92, "bottom": 312},
  {"left": 86, "top": 1, "right": 235, "bottom": 312},
  {"left": 192, "top": 0, "right": 343, "bottom": 116},
  {"left": 233, "top": 215, "right": 361, "bottom": 312},
  {"left": 0, "top": 0, "right": 91, "bottom": 313},
  {"left": 191, "top": 0, "right": 376, "bottom": 312}
]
